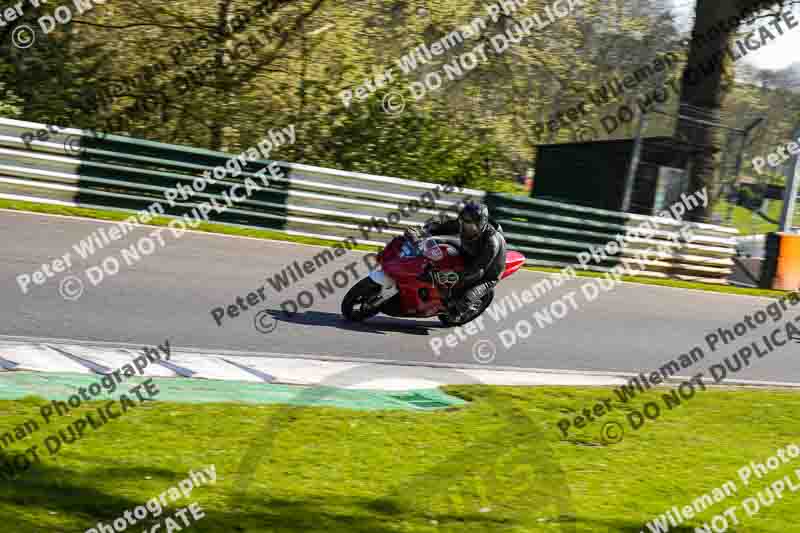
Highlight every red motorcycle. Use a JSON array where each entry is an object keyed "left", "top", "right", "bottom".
[{"left": 342, "top": 235, "right": 526, "bottom": 326}]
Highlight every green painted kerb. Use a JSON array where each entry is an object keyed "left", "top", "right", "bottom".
[{"left": 0, "top": 372, "right": 466, "bottom": 411}]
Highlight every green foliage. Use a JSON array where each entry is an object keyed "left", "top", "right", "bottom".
[
  {"left": 738, "top": 186, "right": 756, "bottom": 205},
  {"left": 1, "top": 0, "right": 795, "bottom": 201},
  {"left": 0, "top": 0, "right": 644, "bottom": 189},
  {"left": 318, "top": 88, "right": 508, "bottom": 189},
  {"left": 0, "top": 82, "right": 22, "bottom": 118}
]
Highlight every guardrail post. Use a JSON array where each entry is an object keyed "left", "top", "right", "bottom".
[
  {"left": 779, "top": 126, "right": 800, "bottom": 233},
  {"left": 621, "top": 111, "right": 647, "bottom": 212}
]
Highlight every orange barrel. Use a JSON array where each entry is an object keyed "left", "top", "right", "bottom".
[{"left": 773, "top": 233, "right": 800, "bottom": 290}]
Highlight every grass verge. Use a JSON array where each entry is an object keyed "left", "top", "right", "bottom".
[
  {"left": 712, "top": 198, "right": 800, "bottom": 236},
  {"left": 1, "top": 197, "right": 786, "bottom": 299},
  {"left": 1, "top": 386, "right": 799, "bottom": 532}
]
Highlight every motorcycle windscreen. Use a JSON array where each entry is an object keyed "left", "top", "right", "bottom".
[{"left": 422, "top": 238, "right": 444, "bottom": 261}]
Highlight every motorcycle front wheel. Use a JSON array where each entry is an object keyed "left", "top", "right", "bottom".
[{"left": 341, "top": 277, "right": 383, "bottom": 322}]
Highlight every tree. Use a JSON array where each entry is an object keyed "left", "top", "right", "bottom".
[
  {"left": 0, "top": 82, "right": 22, "bottom": 118},
  {"left": 677, "top": 0, "right": 797, "bottom": 220}
]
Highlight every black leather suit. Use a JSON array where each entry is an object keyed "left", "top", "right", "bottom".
[{"left": 426, "top": 219, "right": 507, "bottom": 313}]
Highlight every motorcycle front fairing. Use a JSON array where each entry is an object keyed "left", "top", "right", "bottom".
[{"left": 379, "top": 237, "right": 465, "bottom": 317}]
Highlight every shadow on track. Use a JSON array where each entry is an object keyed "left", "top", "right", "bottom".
[{"left": 263, "top": 309, "right": 443, "bottom": 335}]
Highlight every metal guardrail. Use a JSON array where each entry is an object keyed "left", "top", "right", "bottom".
[
  {"left": 0, "top": 117, "right": 739, "bottom": 283},
  {"left": 0, "top": 118, "right": 481, "bottom": 246},
  {"left": 488, "top": 194, "right": 739, "bottom": 283}
]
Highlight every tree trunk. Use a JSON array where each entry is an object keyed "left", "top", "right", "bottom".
[
  {"left": 677, "top": 1, "right": 734, "bottom": 221},
  {"left": 678, "top": 0, "right": 780, "bottom": 221}
]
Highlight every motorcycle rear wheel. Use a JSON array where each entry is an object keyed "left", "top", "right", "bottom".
[{"left": 342, "top": 277, "right": 383, "bottom": 322}]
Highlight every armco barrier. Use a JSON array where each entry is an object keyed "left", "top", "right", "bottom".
[
  {"left": 0, "top": 118, "right": 738, "bottom": 283},
  {"left": 0, "top": 118, "right": 480, "bottom": 246},
  {"left": 486, "top": 194, "right": 739, "bottom": 283}
]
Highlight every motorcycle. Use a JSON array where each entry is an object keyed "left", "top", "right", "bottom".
[{"left": 342, "top": 234, "right": 526, "bottom": 326}]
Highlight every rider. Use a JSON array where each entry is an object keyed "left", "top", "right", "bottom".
[{"left": 407, "top": 200, "right": 507, "bottom": 319}]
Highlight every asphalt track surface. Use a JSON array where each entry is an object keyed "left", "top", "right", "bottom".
[{"left": 2, "top": 209, "right": 799, "bottom": 383}]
